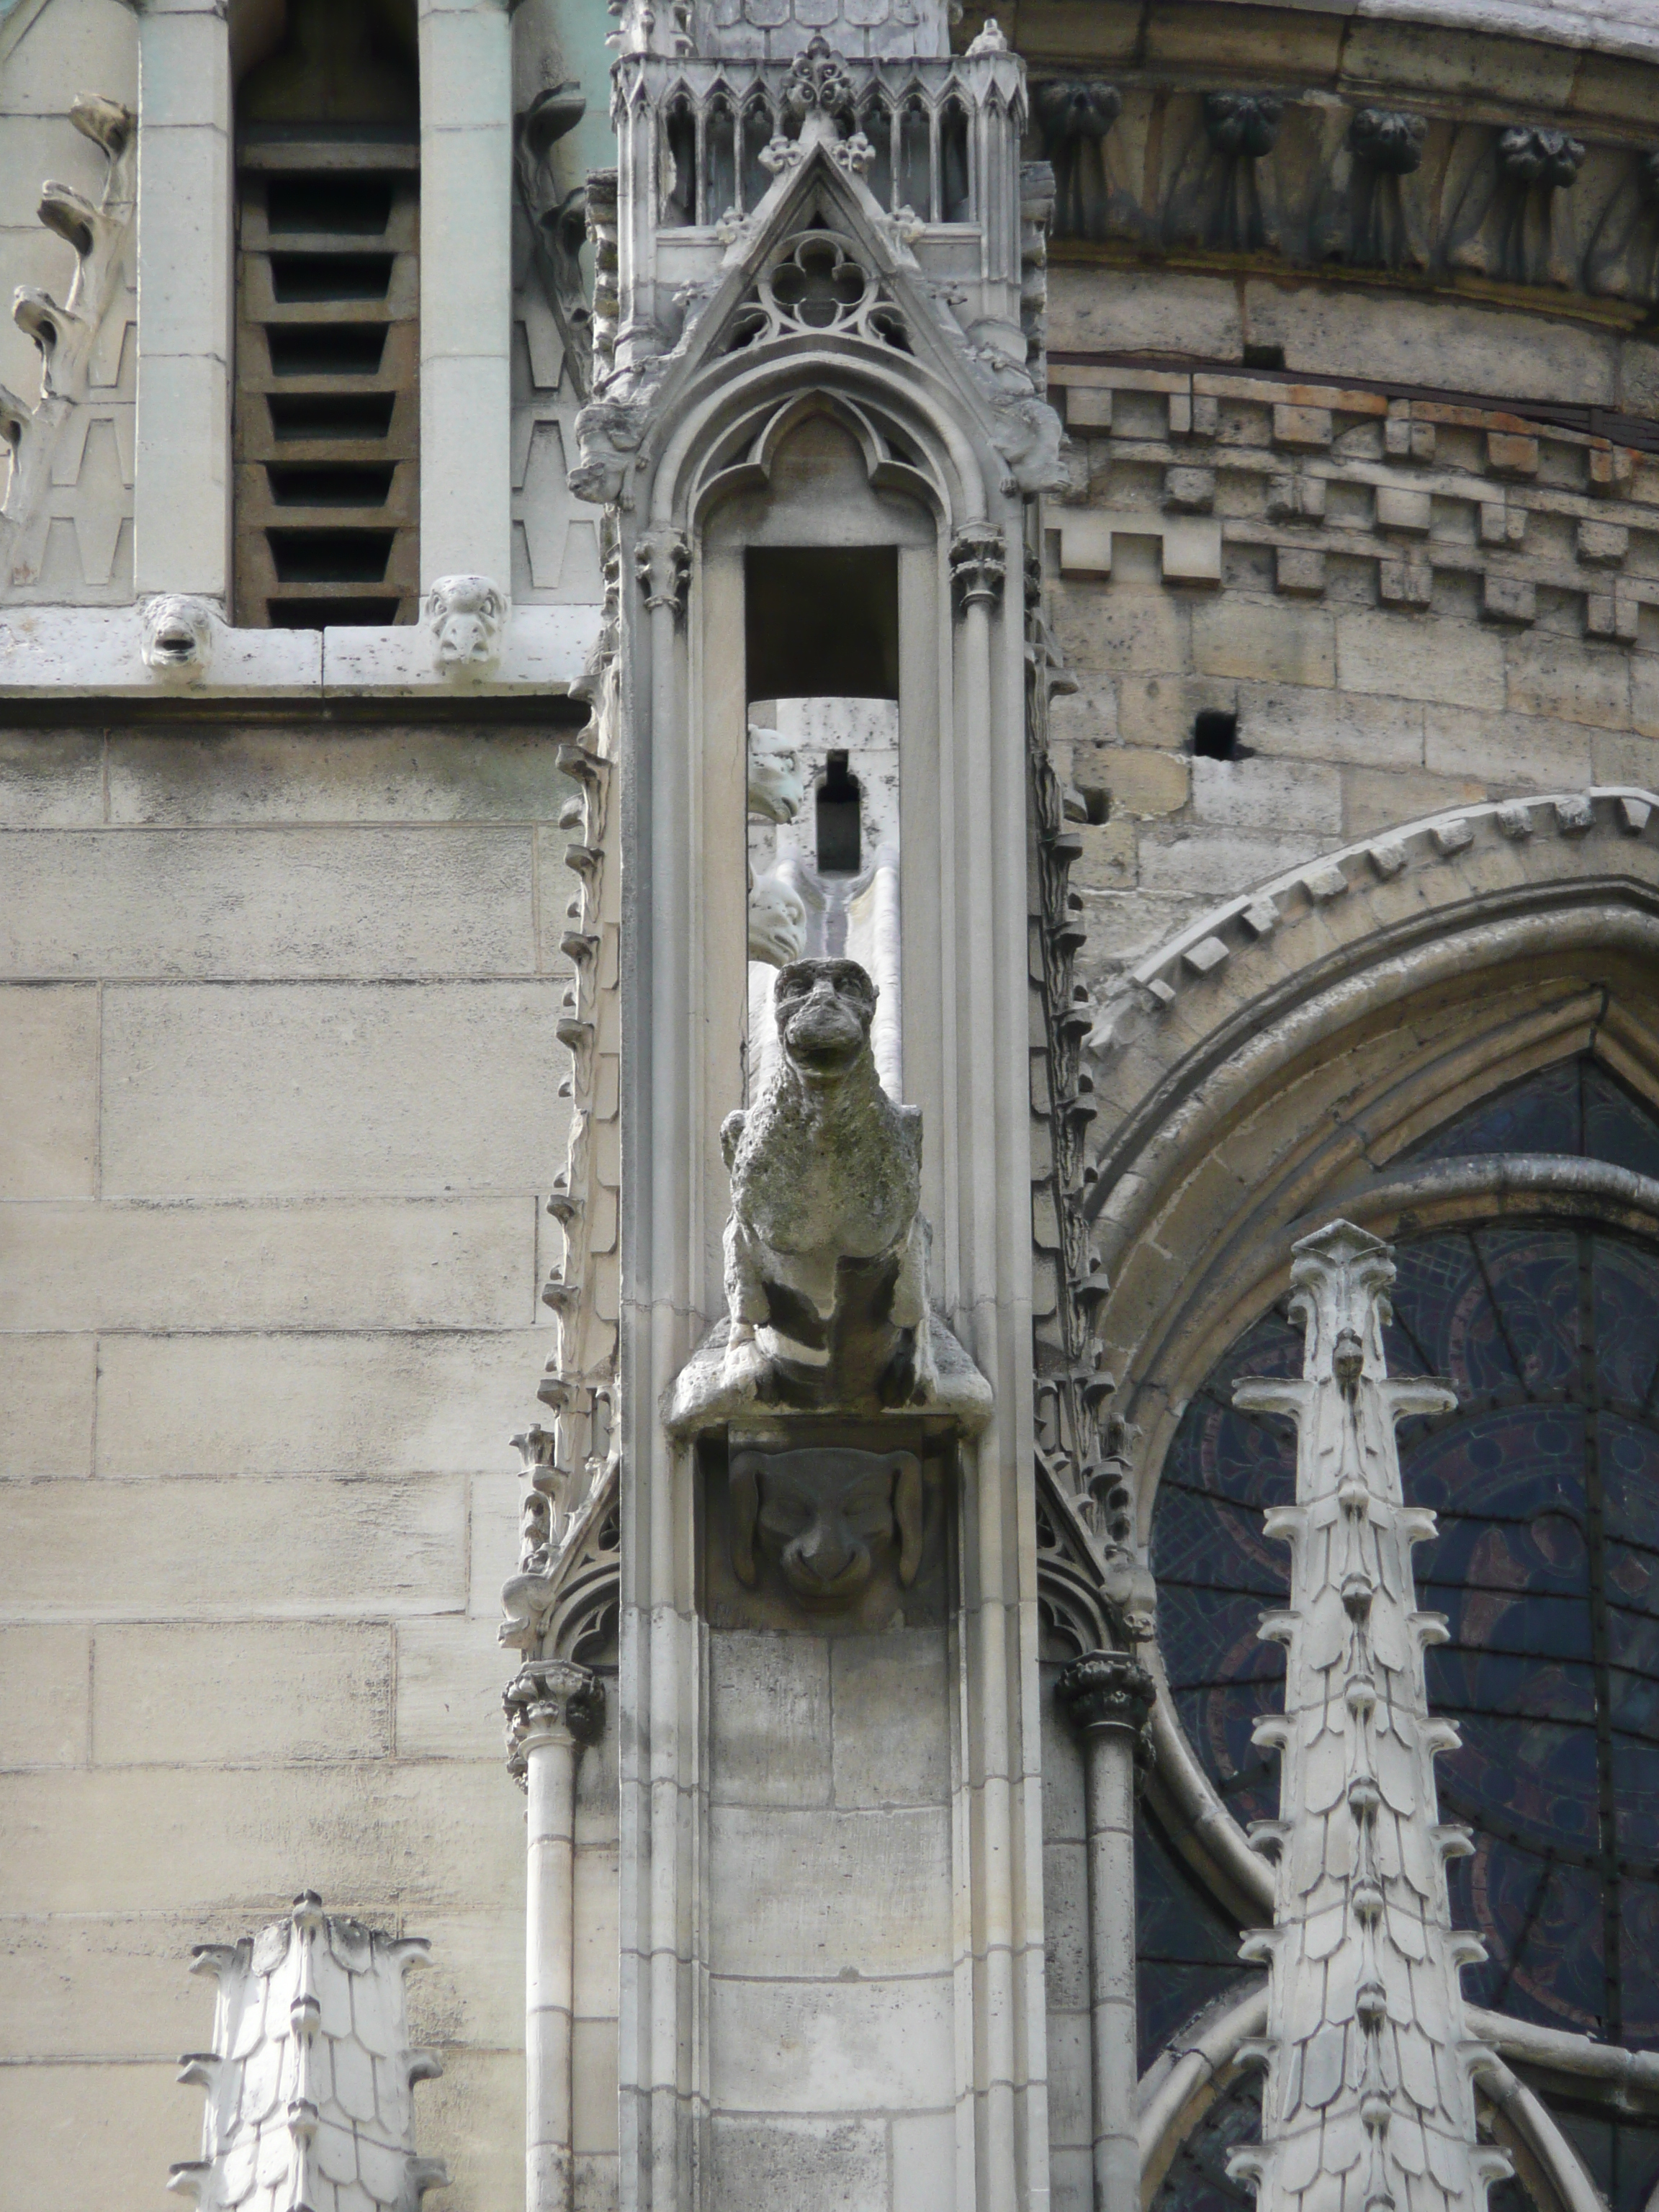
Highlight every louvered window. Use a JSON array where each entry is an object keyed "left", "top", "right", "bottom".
[{"left": 233, "top": 0, "right": 419, "bottom": 628}]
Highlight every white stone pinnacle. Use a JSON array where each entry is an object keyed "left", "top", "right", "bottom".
[{"left": 1228, "top": 1220, "right": 1509, "bottom": 2212}]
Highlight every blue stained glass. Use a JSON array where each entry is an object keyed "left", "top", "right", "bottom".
[
  {"left": 1136, "top": 1810, "right": 1257, "bottom": 2073},
  {"left": 1151, "top": 1221, "right": 1659, "bottom": 2059},
  {"left": 1406, "top": 1055, "right": 1659, "bottom": 1181}
]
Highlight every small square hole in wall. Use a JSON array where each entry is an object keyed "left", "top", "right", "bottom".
[
  {"left": 1191, "top": 710, "right": 1244, "bottom": 760},
  {"left": 1079, "top": 786, "right": 1110, "bottom": 824},
  {"left": 1243, "top": 343, "right": 1286, "bottom": 371}
]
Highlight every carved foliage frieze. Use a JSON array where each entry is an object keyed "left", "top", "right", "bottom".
[{"left": 1033, "top": 77, "right": 1659, "bottom": 309}]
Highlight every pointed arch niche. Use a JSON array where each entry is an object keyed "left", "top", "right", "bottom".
[
  {"left": 1073, "top": 791, "right": 1659, "bottom": 2212},
  {"left": 613, "top": 338, "right": 1045, "bottom": 2207}
]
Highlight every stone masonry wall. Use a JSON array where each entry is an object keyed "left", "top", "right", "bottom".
[
  {"left": 1040, "top": 356, "right": 1659, "bottom": 1007},
  {"left": 0, "top": 722, "right": 586, "bottom": 2212}
]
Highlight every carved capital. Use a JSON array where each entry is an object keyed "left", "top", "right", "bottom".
[
  {"left": 950, "top": 523, "right": 1006, "bottom": 612},
  {"left": 504, "top": 1658, "right": 602, "bottom": 1779},
  {"left": 634, "top": 530, "right": 690, "bottom": 616},
  {"left": 1057, "top": 1650, "right": 1155, "bottom": 1740}
]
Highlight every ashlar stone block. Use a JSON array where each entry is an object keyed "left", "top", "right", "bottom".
[
  {"left": 0, "top": 983, "right": 98, "bottom": 1197},
  {"left": 708, "top": 1974, "right": 955, "bottom": 2113},
  {"left": 0, "top": 1333, "right": 96, "bottom": 1477},
  {"left": 709, "top": 1630, "right": 832, "bottom": 1807},
  {"left": 711, "top": 2116, "right": 889, "bottom": 2212},
  {"left": 0, "top": 1196, "right": 533, "bottom": 1332},
  {"left": 0, "top": 1624, "right": 91, "bottom": 1767},
  {"left": 101, "top": 980, "right": 570, "bottom": 1197},
  {"left": 91, "top": 1621, "right": 393, "bottom": 1766},
  {"left": 94, "top": 1329, "right": 547, "bottom": 1477},
  {"left": 0, "top": 826, "right": 536, "bottom": 980},
  {"left": 0, "top": 1473, "right": 467, "bottom": 1622}
]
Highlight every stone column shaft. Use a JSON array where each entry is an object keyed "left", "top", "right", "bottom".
[
  {"left": 508, "top": 1660, "right": 601, "bottom": 2212},
  {"left": 1060, "top": 1652, "right": 1155, "bottom": 2212}
]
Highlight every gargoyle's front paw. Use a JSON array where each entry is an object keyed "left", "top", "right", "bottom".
[{"left": 722, "top": 1331, "right": 770, "bottom": 1401}]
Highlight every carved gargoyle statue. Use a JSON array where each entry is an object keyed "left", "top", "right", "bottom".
[
  {"left": 720, "top": 958, "right": 936, "bottom": 1408},
  {"left": 729, "top": 1444, "right": 923, "bottom": 1612}
]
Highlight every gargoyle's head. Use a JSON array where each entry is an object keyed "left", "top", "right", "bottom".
[
  {"left": 140, "top": 595, "right": 214, "bottom": 680},
  {"left": 748, "top": 871, "right": 807, "bottom": 967},
  {"left": 730, "top": 1446, "right": 923, "bottom": 1611},
  {"left": 747, "top": 724, "right": 805, "bottom": 824},
  {"left": 428, "top": 575, "right": 508, "bottom": 673},
  {"left": 774, "top": 958, "right": 876, "bottom": 1082}
]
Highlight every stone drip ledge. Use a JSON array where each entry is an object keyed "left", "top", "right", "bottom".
[
  {"left": 0, "top": 602, "right": 604, "bottom": 700},
  {"left": 1089, "top": 784, "right": 1659, "bottom": 1056}
]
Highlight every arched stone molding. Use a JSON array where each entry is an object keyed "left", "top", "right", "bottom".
[{"left": 1084, "top": 785, "right": 1659, "bottom": 1517}]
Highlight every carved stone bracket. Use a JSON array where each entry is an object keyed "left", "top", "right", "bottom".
[{"left": 1032, "top": 76, "right": 1659, "bottom": 312}]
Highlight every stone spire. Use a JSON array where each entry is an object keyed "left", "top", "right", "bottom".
[
  {"left": 168, "top": 1891, "right": 447, "bottom": 2212},
  {"left": 1228, "top": 1222, "right": 1509, "bottom": 2212}
]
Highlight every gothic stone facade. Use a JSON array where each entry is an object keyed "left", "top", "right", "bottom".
[{"left": 3, "top": 1, "right": 1659, "bottom": 2211}]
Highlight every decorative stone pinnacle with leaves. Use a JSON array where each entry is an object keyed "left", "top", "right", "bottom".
[{"left": 1226, "top": 1221, "right": 1509, "bottom": 2212}]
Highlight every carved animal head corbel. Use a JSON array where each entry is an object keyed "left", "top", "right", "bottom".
[
  {"left": 428, "top": 575, "right": 508, "bottom": 675},
  {"left": 729, "top": 1445, "right": 924, "bottom": 1611},
  {"left": 140, "top": 595, "right": 215, "bottom": 682}
]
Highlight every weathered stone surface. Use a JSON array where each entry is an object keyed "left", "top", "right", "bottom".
[
  {"left": 101, "top": 981, "right": 572, "bottom": 1197},
  {"left": 1336, "top": 611, "right": 1506, "bottom": 708},
  {"left": 830, "top": 1629, "right": 950, "bottom": 1807},
  {"left": 93, "top": 1331, "right": 546, "bottom": 1477},
  {"left": 709, "top": 1804, "right": 952, "bottom": 1977},
  {"left": 0, "top": 1475, "right": 468, "bottom": 1621},
  {"left": 0, "top": 1624, "right": 90, "bottom": 1768},
  {"left": 105, "top": 729, "right": 577, "bottom": 824},
  {"left": 710, "top": 2115, "right": 889, "bottom": 2212},
  {"left": 92, "top": 1622, "right": 394, "bottom": 1766},
  {"left": 0, "top": 731, "right": 105, "bottom": 824},
  {"left": 0, "top": 1759, "right": 523, "bottom": 1913},
  {"left": 394, "top": 1616, "right": 513, "bottom": 1761},
  {"left": 0, "top": 2059, "right": 189, "bottom": 2212},
  {"left": 708, "top": 1975, "right": 956, "bottom": 2111},
  {"left": 710, "top": 1630, "right": 832, "bottom": 1807},
  {"left": 0, "top": 1196, "right": 534, "bottom": 1331},
  {"left": 0, "top": 827, "right": 536, "bottom": 979},
  {"left": 0, "top": 984, "right": 97, "bottom": 1197},
  {"left": 0, "top": 1332, "right": 96, "bottom": 1476}
]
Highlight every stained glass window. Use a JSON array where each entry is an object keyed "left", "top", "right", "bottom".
[{"left": 1408, "top": 1057, "right": 1659, "bottom": 1182}]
